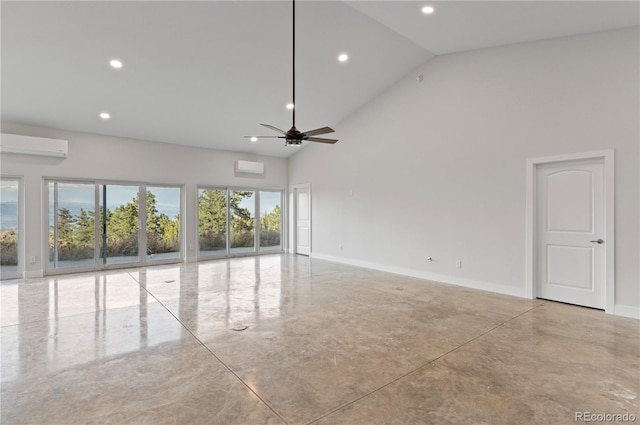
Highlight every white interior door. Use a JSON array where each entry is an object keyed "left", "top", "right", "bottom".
[
  {"left": 536, "top": 158, "right": 605, "bottom": 309},
  {"left": 295, "top": 187, "right": 311, "bottom": 256}
]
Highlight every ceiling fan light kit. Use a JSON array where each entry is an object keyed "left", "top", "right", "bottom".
[{"left": 245, "top": 0, "right": 338, "bottom": 147}]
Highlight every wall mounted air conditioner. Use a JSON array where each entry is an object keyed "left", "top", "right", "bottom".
[
  {"left": 0, "top": 133, "right": 68, "bottom": 158},
  {"left": 235, "top": 160, "right": 265, "bottom": 174}
]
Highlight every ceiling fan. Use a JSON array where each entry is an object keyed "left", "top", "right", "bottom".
[{"left": 245, "top": 0, "right": 338, "bottom": 147}]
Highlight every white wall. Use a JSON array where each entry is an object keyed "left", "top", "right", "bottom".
[
  {"left": 288, "top": 28, "right": 640, "bottom": 316},
  {"left": 1, "top": 122, "right": 288, "bottom": 277}
]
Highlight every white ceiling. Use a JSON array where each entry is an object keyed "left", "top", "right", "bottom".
[
  {"left": 348, "top": 1, "right": 640, "bottom": 55},
  {"left": 2, "top": 1, "right": 638, "bottom": 158}
]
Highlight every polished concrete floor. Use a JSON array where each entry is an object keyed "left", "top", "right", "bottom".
[{"left": 1, "top": 254, "right": 638, "bottom": 424}]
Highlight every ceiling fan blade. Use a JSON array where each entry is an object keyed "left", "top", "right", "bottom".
[
  {"left": 243, "top": 136, "right": 281, "bottom": 138},
  {"left": 260, "top": 124, "right": 287, "bottom": 135},
  {"left": 302, "top": 126, "right": 335, "bottom": 137},
  {"left": 306, "top": 137, "right": 338, "bottom": 144}
]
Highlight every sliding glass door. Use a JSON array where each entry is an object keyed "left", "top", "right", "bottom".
[
  {"left": 198, "top": 188, "right": 227, "bottom": 256},
  {"left": 259, "top": 191, "right": 282, "bottom": 251},
  {"left": 1, "top": 178, "right": 21, "bottom": 279},
  {"left": 230, "top": 190, "right": 255, "bottom": 255},
  {"left": 99, "top": 184, "right": 140, "bottom": 265},
  {"left": 198, "top": 187, "right": 282, "bottom": 259},
  {"left": 146, "top": 186, "right": 181, "bottom": 261},
  {"left": 47, "top": 180, "right": 182, "bottom": 273},
  {"left": 48, "top": 181, "right": 96, "bottom": 270}
]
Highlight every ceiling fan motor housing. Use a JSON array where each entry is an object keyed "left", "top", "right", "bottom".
[{"left": 285, "top": 126, "right": 304, "bottom": 146}]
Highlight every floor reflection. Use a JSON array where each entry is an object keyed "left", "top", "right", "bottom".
[
  {"left": 1, "top": 255, "right": 304, "bottom": 380},
  {"left": 3, "top": 254, "right": 638, "bottom": 425}
]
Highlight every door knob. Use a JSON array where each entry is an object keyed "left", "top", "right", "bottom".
[{"left": 590, "top": 239, "right": 604, "bottom": 244}]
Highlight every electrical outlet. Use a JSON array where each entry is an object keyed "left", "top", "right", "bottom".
[
  {"left": 189, "top": 244, "right": 194, "bottom": 251},
  {"left": 339, "top": 244, "right": 344, "bottom": 251},
  {"left": 456, "top": 260, "right": 462, "bottom": 269},
  {"left": 29, "top": 256, "right": 37, "bottom": 264}
]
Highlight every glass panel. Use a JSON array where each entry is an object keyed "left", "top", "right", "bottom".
[
  {"left": 230, "top": 190, "right": 255, "bottom": 255},
  {"left": 198, "top": 188, "right": 227, "bottom": 256},
  {"left": 48, "top": 182, "right": 96, "bottom": 270},
  {"left": 0, "top": 179, "right": 19, "bottom": 276},
  {"left": 259, "top": 191, "right": 282, "bottom": 250},
  {"left": 100, "top": 184, "right": 140, "bottom": 265},
  {"left": 146, "top": 186, "right": 181, "bottom": 261}
]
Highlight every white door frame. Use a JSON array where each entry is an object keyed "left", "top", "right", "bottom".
[
  {"left": 290, "top": 183, "right": 311, "bottom": 255},
  {"left": 525, "top": 150, "right": 615, "bottom": 313}
]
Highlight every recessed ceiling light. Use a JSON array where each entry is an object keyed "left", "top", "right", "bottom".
[
  {"left": 338, "top": 53, "right": 349, "bottom": 62},
  {"left": 286, "top": 103, "right": 294, "bottom": 110},
  {"left": 422, "top": 6, "right": 434, "bottom": 14},
  {"left": 250, "top": 137, "right": 258, "bottom": 142},
  {"left": 109, "top": 59, "right": 123, "bottom": 69},
  {"left": 99, "top": 112, "right": 111, "bottom": 120}
]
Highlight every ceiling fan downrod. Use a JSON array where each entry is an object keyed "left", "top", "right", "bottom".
[
  {"left": 291, "top": 0, "right": 296, "bottom": 130},
  {"left": 245, "top": 0, "right": 338, "bottom": 146},
  {"left": 286, "top": 0, "right": 300, "bottom": 146}
]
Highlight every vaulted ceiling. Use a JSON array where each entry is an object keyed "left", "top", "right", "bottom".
[{"left": 2, "top": 1, "right": 638, "bottom": 158}]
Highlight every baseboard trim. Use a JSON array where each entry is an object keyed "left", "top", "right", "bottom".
[
  {"left": 613, "top": 304, "right": 640, "bottom": 320},
  {"left": 23, "top": 269, "right": 44, "bottom": 279},
  {"left": 311, "top": 253, "right": 640, "bottom": 320},
  {"left": 311, "top": 253, "right": 526, "bottom": 298}
]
